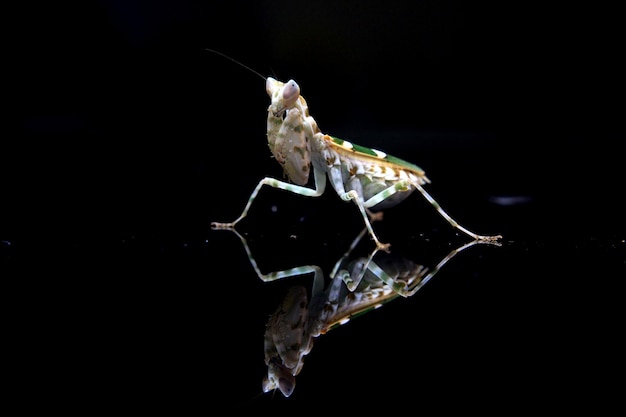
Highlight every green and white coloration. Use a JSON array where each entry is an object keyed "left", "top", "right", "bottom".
[
  {"left": 233, "top": 227, "right": 496, "bottom": 397},
  {"left": 211, "top": 74, "right": 502, "bottom": 250}
]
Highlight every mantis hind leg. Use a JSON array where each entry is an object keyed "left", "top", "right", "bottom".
[
  {"left": 345, "top": 179, "right": 502, "bottom": 247},
  {"left": 342, "top": 190, "right": 391, "bottom": 251},
  {"left": 341, "top": 180, "right": 415, "bottom": 251},
  {"left": 413, "top": 183, "right": 502, "bottom": 241}
]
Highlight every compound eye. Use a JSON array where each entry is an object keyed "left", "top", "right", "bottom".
[{"left": 282, "top": 80, "right": 300, "bottom": 106}]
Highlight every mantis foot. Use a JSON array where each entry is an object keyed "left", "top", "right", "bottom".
[
  {"left": 211, "top": 221, "right": 237, "bottom": 230},
  {"left": 375, "top": 241, "right": 391, "bottom": 253},
  {"left": 474, "top": 234, "right": 503, "bottom": 246}
]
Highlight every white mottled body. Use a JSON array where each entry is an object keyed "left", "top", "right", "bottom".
[{"left": 212, "top": 77, "right": 502, "bottom": 249}]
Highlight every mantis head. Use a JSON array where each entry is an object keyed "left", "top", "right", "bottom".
[
  {"left": 262, "top": 359, "right": 296, "bottom": 397},
  {"left": 266, "top": 77, "right": 300, "bottom": 116}
]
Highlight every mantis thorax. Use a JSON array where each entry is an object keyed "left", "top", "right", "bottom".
[{"left": 266, "top": 77, "right": 312, "bottom": 186}]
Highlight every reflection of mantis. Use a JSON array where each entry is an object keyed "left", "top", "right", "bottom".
[{"left": 224, "top": 227, "right": 500, "bottom": 397}]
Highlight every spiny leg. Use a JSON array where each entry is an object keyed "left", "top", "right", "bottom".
[
  {"left": 340, "top": 180, "right": 419, "bottom": 251},
  {"left": 358, "top": 179, "right": 502, "bottom": 242},
  {"left": 413, "top": 183, "right": 502, "bottom": 241},
  {"left": 211, "top": 167, "right": 327, "bottom": 230}
]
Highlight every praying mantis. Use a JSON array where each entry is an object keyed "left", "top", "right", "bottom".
[{"left": 209, "top": 51, "right": 502, "bottom": 250}]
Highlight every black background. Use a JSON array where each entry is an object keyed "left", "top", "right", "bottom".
[{"left": 5, "top": 1, "right": 625, "bottom": 412}]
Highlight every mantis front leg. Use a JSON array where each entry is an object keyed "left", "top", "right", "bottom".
[
  {"left": 210, "top": 166, "right": 327, "bottom": 230},
  {"left": 325, "top": 166, "right": 393, "bottom": 251}
]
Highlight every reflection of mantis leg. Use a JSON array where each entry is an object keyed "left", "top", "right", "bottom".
[
  {"left": 228, "top": 229, "right": 325, "bottom": 296},
  {"left": 329, "top": 227, "right": 368, "bottom": 278},
  {"left": 329, "top": 226, "right": 384, "bottom": 291},
  {"left": 338, "top": 238, "right": 500, "bottom": 298},
  {"left": 401, "top": 239, "right": 497, "bottom": 297}
]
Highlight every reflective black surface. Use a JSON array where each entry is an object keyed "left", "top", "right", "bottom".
[{"left": 7, "top": 1, "right": 625, "bottom": 412}]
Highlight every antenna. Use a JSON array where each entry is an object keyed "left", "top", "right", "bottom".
[{"left": 205, "top": 48, "right": 267, "bottom": 81}]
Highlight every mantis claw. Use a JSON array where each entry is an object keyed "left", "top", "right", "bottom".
[
  {"left": 375, "top": 241, "right": 391, "bottom": 253},
  {"left": 471, "top": 234, "right": 503, "bottom": 247},
  {"left": 477, "top": 234, "right": 503, "bottom": 242},
  {"left": 211, "top": 221, "right": 236, "bottom": 230}
]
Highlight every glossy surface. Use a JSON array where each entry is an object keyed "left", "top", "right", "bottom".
[{"left": 7, "top": 1, "right": 625, "bottom": 413}]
